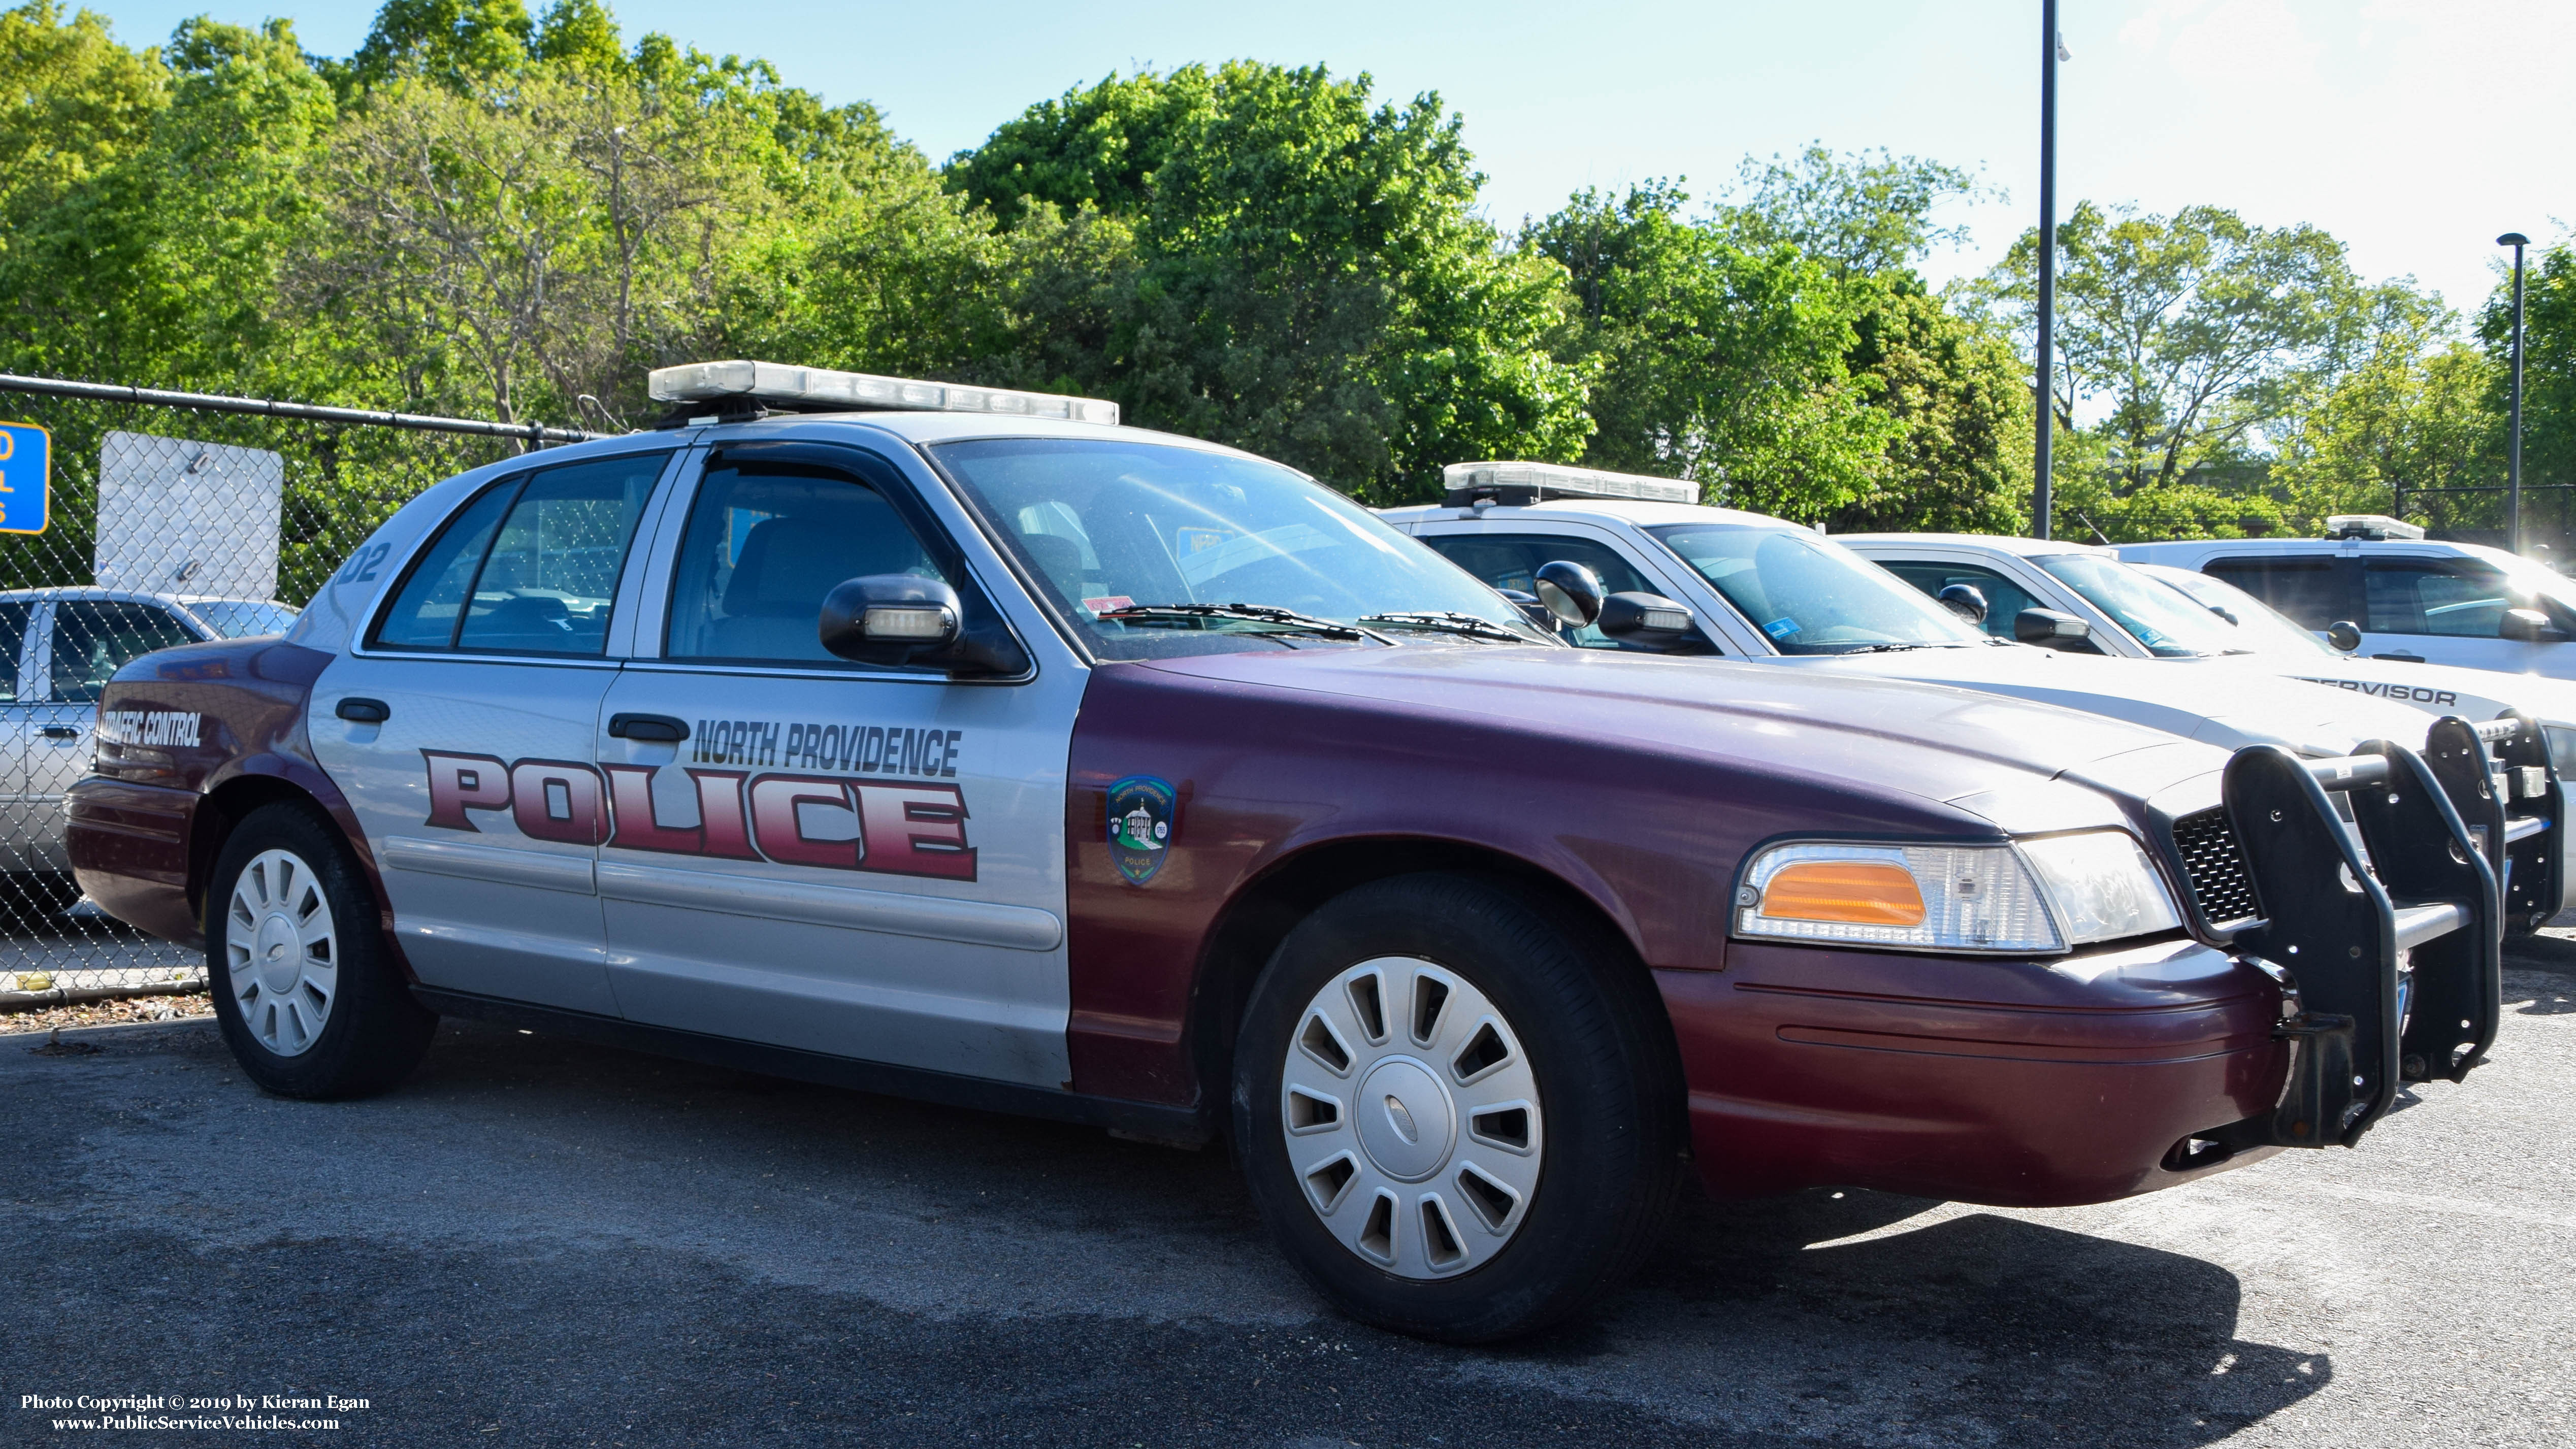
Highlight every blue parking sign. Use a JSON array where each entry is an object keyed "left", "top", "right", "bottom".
[{"left": 0, "top": 421, "right": 48, "bottom": 535}]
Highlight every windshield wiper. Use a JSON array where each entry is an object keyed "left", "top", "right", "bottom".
[
  {"left": 1357, "top": 610, "right": 1532, "bottom": 643},
  {"left": 1098, "top": 603, "right": 1391, "bottom": 644},
  {"left": 1846, "top": 641, "right": 1947, "bottom": 654}
]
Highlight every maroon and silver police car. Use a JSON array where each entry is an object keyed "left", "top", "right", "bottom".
[{"left": 64, "top": 363, "right": 2509, "bottom": 1342}]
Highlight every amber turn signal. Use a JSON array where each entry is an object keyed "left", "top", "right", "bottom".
[{"left": 1757, "top": 861, "right": 1927, "bottom": 926}]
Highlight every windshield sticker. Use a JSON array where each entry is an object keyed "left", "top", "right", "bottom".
[
  {"left": 1106, "top": 774, "right": 1177, "bottom": 885},
  {"left": 1083, "top": 595, "right": 1135, "bottom": 616},
  {"left": 420, "top": 750, "right": 974, "bottom": 880},
  {"left": 1762, "top": 617, "right": 1801, "bottom": 640}
]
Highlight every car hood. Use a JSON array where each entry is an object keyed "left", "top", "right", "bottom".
[
  {"left": 1137, "top": 644, "right": 2227, "bottom": 829},
  {"left": 1780, "top": 643, "right": 2437, "bottom": 756}
]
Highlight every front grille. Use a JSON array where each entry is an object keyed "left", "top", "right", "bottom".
[{"left": 2172, "top": 808, "right": 2262, "bottom": 928}]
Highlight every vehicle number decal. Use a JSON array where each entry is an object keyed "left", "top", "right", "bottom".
[
  {"left": 419, "top": 751, "right": 975, "bottom": 881},
  {"left": 335, "top": 541, "right": 392, "bottom": 586}
]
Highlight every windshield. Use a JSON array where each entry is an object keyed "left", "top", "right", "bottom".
[
  {"left": 1646, "top": 524, "right": 1985, "bottom": 653},
  {"left": 2037, "top": 553, "right": 2253, "bottom": 657},
  {"left": 185, "top": 600, "right": 300, "bottom": 638},
  {"left": 2139, "top": 567, "right": 2337, "bottom": 657},
  {"left": 927, "top": 438, "right": 1555, "bottom": 660}
]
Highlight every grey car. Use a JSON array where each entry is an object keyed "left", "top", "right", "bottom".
[{"left": 3, "top": 587, "right": 298, "bottom": 876}]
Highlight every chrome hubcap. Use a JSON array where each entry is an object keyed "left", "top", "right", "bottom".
[
  {"left": 225, "top": 848, "right": 338, "bottom": 1057},
  {"left": 1280, "top": 957, "right": 1543, "bottom": 1279}
]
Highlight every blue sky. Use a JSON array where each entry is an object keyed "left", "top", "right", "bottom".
[{"left": 98, "top": 0, "right": 2575, "bottom": 321}]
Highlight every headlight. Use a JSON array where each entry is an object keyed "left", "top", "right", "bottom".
[
  {"left": 2017, "top": 831, "right": 2184, "bottom": 945},
  {"left": 1736, "top": 831, "right": 2179, "bottom": 954}
]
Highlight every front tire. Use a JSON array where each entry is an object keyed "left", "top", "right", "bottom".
[
  {"left": 1232, "top": 873, "right": 1684, "bottom": 1342},
  {"left": 207, "top": 803, "right": 434, "bottom": 1099}
]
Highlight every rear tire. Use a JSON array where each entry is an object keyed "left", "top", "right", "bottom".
[
  {"left": 207, "top": 803, "right": 434, "bottom": 1099},
  {"left": 1232, "top": 872, "right": 1684, "bottom": 1342}
]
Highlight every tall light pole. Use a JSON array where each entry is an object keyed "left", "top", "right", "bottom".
[
  {"left": 2034, "top": 2, "right": 2064, "bottom": 540},
  {"left": 2499, "top": 232, "right": 2529, "bottom": 555}
]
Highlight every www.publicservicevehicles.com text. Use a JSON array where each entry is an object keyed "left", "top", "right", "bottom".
[{"left": 22, "top": 1393, "right": 368, "bottom": 1431}]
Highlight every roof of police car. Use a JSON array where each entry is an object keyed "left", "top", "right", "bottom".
[
  {"left": 1836, "top": 533, "right": 2117, "bottom": 558},
  {"left": 678, "top": 408, "right": 1262, "bottom": 456},
  {"left": 1375, "top": 498, "right": 1796, "bottom": 529}
]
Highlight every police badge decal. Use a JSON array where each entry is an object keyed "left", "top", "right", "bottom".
[{"left": 1106, "top": 775, "right": 1178, "bottom": 885}]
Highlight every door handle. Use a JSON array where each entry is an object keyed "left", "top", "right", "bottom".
[
  {"left": 608, "top": 713, "right": 690, "bottom": 743},
  {"left": 40, "top": 726, "right": 79, "bottom": 740},
  {"left": 336, "top": 697, "right": 391, "bottom": 723},
  {"left": 2371, "top": 651, "right": 2427, "bottom": 663}
]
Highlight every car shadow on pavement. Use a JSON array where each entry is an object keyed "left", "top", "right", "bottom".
[
  {"left": 1477, "top": 1187, "right": 2332, "bottom": 1446},
  {"left": 2505, "top": 967, "right": 2575, "bottom": 1014}
]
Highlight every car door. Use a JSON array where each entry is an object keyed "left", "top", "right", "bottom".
[
  {"left": 1408, "top": 519, "right": 1719, "bottom": 651},
  {"left": 24, "top": 598, "right": 201, "bottom": 871},
  {"left": 590, "top": 437, "right": 1079, "bottom": 1089},
  {"left": 0, "top": 600, "right": 39, "bottom": 872},
  {"left": 307, "top": 445, "right": 680, "bottom": 1015},
  {"left": 2356, "top": 554, "right": 2562, "bottom": 672}
]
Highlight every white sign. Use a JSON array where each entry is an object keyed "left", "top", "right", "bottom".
[{"left": 95, "top": 432, "right": 283, "bottom": 601}]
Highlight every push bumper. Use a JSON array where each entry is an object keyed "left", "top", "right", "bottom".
[
  {"left": 2202, "top": 729, "right": 2500, "bottom": 1152},
  {"left": 1666, "top": 731, "right": 2505, "bottom": 1207}
]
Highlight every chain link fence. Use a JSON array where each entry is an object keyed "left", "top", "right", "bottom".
[{"left": 0, "top": 374, "right": 598, "bottom": 1011}]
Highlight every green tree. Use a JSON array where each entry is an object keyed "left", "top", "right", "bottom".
[
  {"left": 1715, "top": 143, "right": 1989, "bottom": 282},
  {"left": 947, "top": 62, "right": 1591, "bottom": 501},
  {"left": 1526, "top": 182, "right": 1893, "bottom": 519},
  {"left": 1833, "top": 274, "right": 2033, "bottom": 533},
  {"left": 1986, "top": 202, "right": 2373, "bottom": 491},
  {"left": 2481, "top": 243, "right": 2576, "bottom": 491},
  {"left": 2274, "top": 291, "right": 2497, "bottom": 522}
]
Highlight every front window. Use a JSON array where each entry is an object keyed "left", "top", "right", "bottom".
[
  {"left": 928, "top": 438, "right": 1553, "bottom": 659},
  {"left": 664, "top": 459, "right": 958, "bottom": 667},
  {"left": 1646, "top": 524, "right": 1984, "bottom": 654},
  {"left": 2036, "top": 553, "right": 2251, "bottom": 657}
]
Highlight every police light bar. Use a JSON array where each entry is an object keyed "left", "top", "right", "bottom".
[
  {"left": 649, "top": 360, "right": 1120, "bottom": 426},
  {"left": 1442, "top": 460, "right": 1698, "bottom": 509},
  {"left": 2325, "top": 514, "right": 2426, "bottom": 541}
]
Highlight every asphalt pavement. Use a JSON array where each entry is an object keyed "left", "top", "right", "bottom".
[{"left": 3, "top": 946, "right": 2570, "bottom": 1448}]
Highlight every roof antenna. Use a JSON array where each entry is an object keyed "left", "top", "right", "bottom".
[{"left": 2075, "top": 512, "right": 2111, "bottom": 546}]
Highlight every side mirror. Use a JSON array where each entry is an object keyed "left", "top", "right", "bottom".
[
  {"left": 820, "top": 575, "right": 1027, "bottom": 675},
  {"left": 1534, "top": 561, "right": 1606, "bottom": 628},
  {"left": 2325, "top": 619, "right": 2363, "bottom": 652},
  {"left": 2501, "top": 607, "right": 2569, "bottom": 643},
  {"left": 2013, "top": 608, "right": 2094, "bottom": 650},
  {"left": 1935, "top": 583, "right": 1989, "bottom": 625},
  {"left": 1495, "top": 587, "right": 1555, "bottom": 631},
  {"left": 1594, "top": 591, "right": 1701, "bottom": 650}
]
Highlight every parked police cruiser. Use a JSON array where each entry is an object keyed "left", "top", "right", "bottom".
[{"left": 65, "top": 366, "right": 2506, "bottom": 1342}]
